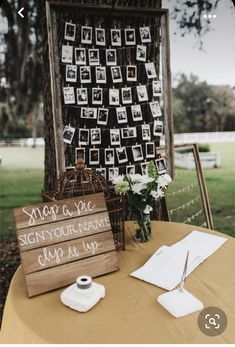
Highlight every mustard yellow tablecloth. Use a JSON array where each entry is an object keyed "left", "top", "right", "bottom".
[{"left": 1, "top": 221, "right": 235, "bottom": 344}]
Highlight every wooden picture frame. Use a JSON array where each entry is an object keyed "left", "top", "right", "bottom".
[
  {"left": 159, "top": 144, "right": 213, "bottom": 230},
  {"left": 45, "top": 2, "right": 174, "bottom": 179}
]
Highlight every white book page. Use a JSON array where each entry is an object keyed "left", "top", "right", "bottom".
[{"left": 131, "top": 230, "right": 227, "bottom": 290}]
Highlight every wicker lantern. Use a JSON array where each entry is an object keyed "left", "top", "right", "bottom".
[
  {"left": 43, "top": 159, "right": 125, "bottom": 250},
  {"left": 46, "top": 158, "right": 108, "bottom": 200}
]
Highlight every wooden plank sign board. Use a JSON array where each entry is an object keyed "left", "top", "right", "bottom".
[{"left": 14, "top": 192, "right": 119, "bottom": 297}]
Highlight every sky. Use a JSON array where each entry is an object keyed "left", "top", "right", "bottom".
[{"left": 163, "top": 0, "right": 235, "bottom": 87}]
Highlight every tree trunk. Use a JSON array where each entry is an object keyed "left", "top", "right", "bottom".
[{"left": 39, "top": 0, "right": 58, "bottom": 191}]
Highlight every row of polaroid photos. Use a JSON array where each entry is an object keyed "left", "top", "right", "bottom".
[
  {"left": 70, "top": 143, "right": 157, "bottom": 167},
  {"left": 63, "top": 83, "right": 161, "bottom": 106},
  {"left": 64, "top": 63, "right": 157, "bottom": 84},
  {"left": 64, "top": 103, "right": 161, "bottom": 129},
  {"left": 67, "top": 156, "right": 166, "bottom": 182},
  {"left": 64, "top": 121, "right": 163, "bottom": 147},
  {"left": 62, "top": 45, "right": 152, "bottom": 66},
  {"left": 64, "top": 106, "right": 163, "bottom": 139},
  {"left": 65, "top": 86, "right": 162, "bottom": 112},
  {"left": 64, "top": 23, "right": 152, "bottom": 46}
]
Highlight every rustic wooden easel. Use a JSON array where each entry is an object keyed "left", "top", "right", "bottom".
[{"left": 160, "top": 143, "right": 214, "bottom": 230}]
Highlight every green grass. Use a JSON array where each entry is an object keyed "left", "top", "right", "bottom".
[
  {"left": 0, "top": 148, "right": 44, "bottom": 240},
  {"left": 0, "top": 143, "right": 234, "bottom": 240},
  {"left": 204, "top": 143, "right": 235, "bottom": 237}
]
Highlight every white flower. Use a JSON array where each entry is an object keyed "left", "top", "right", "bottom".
[
  {"left": 143, "top": 205, "right": 153, "bottom": 214},
  {"left": 129, "top": 174, "right": 154, "bottom": 185},
  {"left": 150, "top": 188, "right": 165, "bottom": 199},
  {"left": 131, "top": 183, "right": 146, "bottom": 194},
  {"left": 157, "top": 174, "right": 172, "bottom": 188},
  {"left": 156, "top": 188, "right": 165, "bottom": 198},
  {"left": 128, "top": 174, "right": 143, "bottom": 183},
  {"left": 141, "top": 175, "right": 155, "bottom": 184},
  {"left": 112, "top": 175, "right": 125, "bottom": 185},
  {"left": 162, "top": 174, "right": 172, "bottom": 184}
]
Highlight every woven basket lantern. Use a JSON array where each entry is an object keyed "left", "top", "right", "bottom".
[
  {"left": 43, "top": 159, "right": 125, "bottom": 250},
  {"left": 44, "top": 158, "right": 108, "bottom": 200}
]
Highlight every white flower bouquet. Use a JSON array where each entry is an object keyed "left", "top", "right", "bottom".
[{"left": 112, "top": 161, "right": 172, "bottom": 242}]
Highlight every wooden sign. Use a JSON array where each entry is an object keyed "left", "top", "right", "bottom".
[{"left": 14, "top": 192, "right": 119, "bottom": 297}]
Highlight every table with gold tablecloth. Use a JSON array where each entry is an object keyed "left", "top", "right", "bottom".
[{"left": 1, "top": 221, "right": 235, "bottom": 344}]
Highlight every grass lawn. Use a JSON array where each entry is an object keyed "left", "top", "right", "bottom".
[
  {"left": 204, "top": 142, "right": 235, "bottom": 237},
  {"left": 0, "top": 143, "right": 234, "bottom": 241},
  {"left": 0, "top": 148, "right": 44, "bottom": 240}
]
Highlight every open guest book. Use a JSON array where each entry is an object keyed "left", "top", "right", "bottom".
[{"left": 131, "top": 230, "right": 227, "bottom": 291}]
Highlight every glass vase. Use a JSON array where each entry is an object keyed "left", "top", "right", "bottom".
[{"left": 134, "top": 214, "right": 151, "bottom": 243}]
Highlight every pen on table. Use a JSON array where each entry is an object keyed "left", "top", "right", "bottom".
[{"left": 179, "top": 250, "right": 189, "bottom": 292}]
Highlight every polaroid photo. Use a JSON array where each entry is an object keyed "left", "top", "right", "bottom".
[
  {"left": 145, "top": 62, "right": 157, "bottom": 79},
  {"left": 75, "top": 147, "right": 85, "bottom": 163},
  {"left": 116, "top": 106, "right": 128, "bottom": 124},
  {"left": 136, "top": 45, "right": 147, "bottom": 62},
  {"left": 95, "top": 28, "right": 106, "bottom": 46},
  {"left": 121, "top": 127, "right": 137, "bottom": 139},
  {"left": 109, "top": 89, "right": 120, "bottom": 105},
  {"left": 152, "top": 80, "right": 162, "bottom": 96},
  {"left": 132, "top": 145, "right": 144, "bottom": 162},
  {"left": 96, "top": 66, "right": 107, "bottom": 84},
  {"left": 137, "top": 85, "right": 148, "bottom": 102},
  {"left": 126, "top": 165, "right": 135, "bottom": 175},
  {"left": 106, "top": 49, "right": 117, "bottom": 66},
  {"left": 75, "top": 48, "right": 86, "bottom": 65},
  {"left": 92, "top": 88, "right": 103, "bottom": 105},
  {"left": 97, "top": 108, "right": 109, "bottom": 125},
  {"left": 90, "top": 128, "right": 101, "bottom": 145},
  {"left": 110, "top": 129, "right": 121, "bottom": 146},
  {"left": 125, "top": 29, "right": 136, "bottom": 46},
  {"left": 62, "top": 45, "right": 73, "bottom": 64},
  {"left": 121, "top": 87, "right": 132, "bottom": 105},
  {"left": 126, "top": 65, "right": 137, "bottom": 82},
  {"left": 108, "top": 167, "right": 119, "bottom": 181},
  {"left": 105, "top": 148, "right": 115, "bottom": 165},
  {"left": 79, "top": 128, "right": 89, "bottom": 146},
  {"left": 116, "top": 147, "right": 128, "bottom": 164},
  {"left": 89, "top": 148, "right": 99, "bottom": 165},
  {"left": 81, "top": 26, "right": 92, "bottom": 44},
  {"left": 80, "top": 66, "right": 91, "bottom": 84},
  {"left": 64, "top": 22, "right": 76, "bottom": 41},
  {"left": 111, "top": 29, "right": 121, "bottom": 46},
  {"left": 66, "top": 165, "right": 75, "bottom": 172},
  {"left": 139, "top": 26, "right": 151, "bottom": 43},
  {"left": 63, "top": 125, "right": 76, "bottom": 144},
  {"left": 155, "top": 158, "right": 166, "bottom": 175},
  {"left": 131, "top": 104, "right": 143, "bottom": 122},
  {"left": 153, "top": 120, "right": 164, "bottom": 136},
  {"left": 81, "top": 107, "right": 97, "bottom": 119},
  {"left": 66, "top": 65, "right": 77, "bottom": 83},
  {"left": 76, "top": 88, "right": 88, "bottom": 105},
  {"left": 88, "top": 49, "right": 100, "bottom": 66},
  {"left": 142, "top": 124, "right": 151, "bottom": 141},
  {"left": 150, "top": 101, "right": 162, "bottom": 118},
  {"left": 63, "top": 87, "right": 75, "bottom": 104},
  {"left": 96, "top": 168, "right": 106, "bottom": 180},
  {"left": 141, "top": 162, "right": 148, "bottom": 175},
  {"left": 111, "top": 66, "right": 122, "bottom": 83},
  {"left": 145, "top": 142, "right": 155, "bottom": 158}
]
